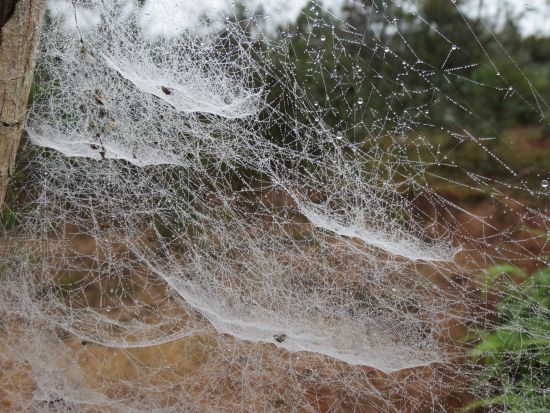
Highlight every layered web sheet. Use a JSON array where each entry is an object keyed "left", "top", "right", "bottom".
[{"left": 1, "top": 1, "right": 549, "bottom": 411}]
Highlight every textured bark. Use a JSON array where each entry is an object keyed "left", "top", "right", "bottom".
[{"left": 0, "top": 0, "right": 45, "bottom": 208}]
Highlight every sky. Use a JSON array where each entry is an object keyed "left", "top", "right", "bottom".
[
  {"left": 473, "top": 0, "right": 550, "bottom": 36},
  {"left": 48, "top": 0, "right": 550, "bottom": 37}
]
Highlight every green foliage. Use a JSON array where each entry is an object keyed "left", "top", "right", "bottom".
[
  {"left": 467, "top": 266, "right": 550, "bottom": 412},
  {"left": 257, "top": 0, "right": 550, "bottom": 188},
  {"left": 0, "top": 206, "right": 17, "bottom": 232}
]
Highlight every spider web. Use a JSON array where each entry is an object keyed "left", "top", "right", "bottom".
[{"left": 1, "top": 0, "right": 549, "bottom": 411}]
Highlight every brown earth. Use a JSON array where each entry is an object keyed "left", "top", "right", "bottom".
[{"left": 1, "top": 173, "right": 548, "bottom": 412}]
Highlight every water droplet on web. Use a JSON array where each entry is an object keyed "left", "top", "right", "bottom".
[
  {"left": 336, "top": 131, "right": 343, "bottom": 140},
  {"left": 451, "top": 44, "right": 457, "bottom": 51},
  {"left": 320, "top": 35, "right": 326, "bottom": 42},
  {"left": 105, "top": 306, "right": 112, "bottom": 312},
  {"left": 384, "top": 47, "right": 390, "bottom": 53},
  {"left": 542, "top": 179, "right": 549, "bottom": 189},
  {"left": 357, "top": 97, "right": 364, "bottom": 105}
]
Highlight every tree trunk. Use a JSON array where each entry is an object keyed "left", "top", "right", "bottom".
[{"left": 0, "top": 0, "right": 45, "bottom": 208}]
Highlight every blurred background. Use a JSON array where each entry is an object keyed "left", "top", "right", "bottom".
[{"left": 43, "top": 0, "right": 550, "bottom": 205}]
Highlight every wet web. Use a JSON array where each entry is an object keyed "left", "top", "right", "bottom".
[{"left": 1, "top": 0, "right": 549, "bottom": 411}]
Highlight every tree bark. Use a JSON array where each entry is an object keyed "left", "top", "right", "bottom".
[{"left": 0, "top": 0, "right": 45, "bottom": 208}]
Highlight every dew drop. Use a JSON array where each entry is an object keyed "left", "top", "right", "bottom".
[
  {"left": 542, "top": 179, "right": 549, "bottom": 189},
  {"left": 357, "top": 97, "right": 364, "bottom": 105}
]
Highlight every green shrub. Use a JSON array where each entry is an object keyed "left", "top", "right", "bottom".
[{"left": 467, "top": 265, "right": 550, "bottom": 412}]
